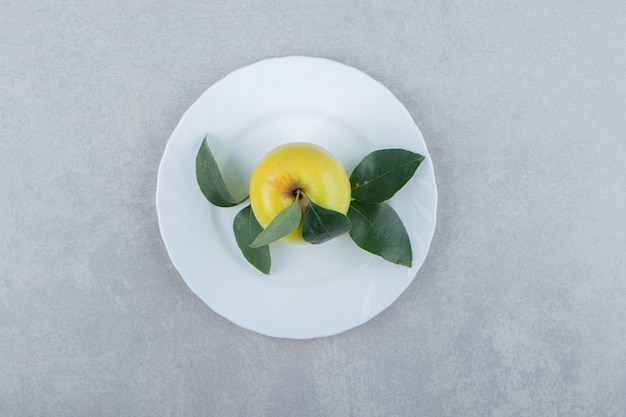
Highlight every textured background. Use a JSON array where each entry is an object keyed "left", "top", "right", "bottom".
[{"left": 1, "top": 1, "right": 625, "bottom": 416}]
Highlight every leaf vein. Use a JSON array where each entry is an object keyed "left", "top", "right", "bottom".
[
  {"left": 350, "top": 205, "right": 394, "bottom": 243},
  {"left": 351, "top": 159, "right": 419, "bottom": 191}
]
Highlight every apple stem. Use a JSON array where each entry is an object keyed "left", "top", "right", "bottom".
[
  {"left": 291, "top": 186, "right": 303, "bottom": 198},
  {"left": 295, "top": 189, "right": 308, "bottom": 212}
]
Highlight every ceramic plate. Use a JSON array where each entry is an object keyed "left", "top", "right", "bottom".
[{"left": 156, "top": 56, "right": 437, "bottom": 339}]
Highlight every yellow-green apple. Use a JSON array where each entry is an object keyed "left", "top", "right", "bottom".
[{"left": 249, "top": 143, "right": 351, "bottom": 243}]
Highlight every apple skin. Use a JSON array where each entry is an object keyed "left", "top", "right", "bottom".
[{"left": 249, "top": 142, "right": 351, "bottom": 244}]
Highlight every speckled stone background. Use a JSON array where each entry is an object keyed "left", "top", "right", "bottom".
[{"left": 1, "top": 1, "right": 625, "bottom": 416}]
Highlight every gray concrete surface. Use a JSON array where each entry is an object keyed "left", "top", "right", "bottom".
[{"left": 1, "top": 1, "right": 625, "bottom": 416}]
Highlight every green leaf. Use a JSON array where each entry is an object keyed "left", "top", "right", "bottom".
[
  {"left": 233, "top": 205, "right": 271, "bottom": 274},
  {"left": 301, "top": 195, "right": 351, "bottom": 244},
  {"left": 350, "top": 149, "right": 424, "bottom": 204},
  {"left": 250, "top": 192, "right": 302, "bottom": 248},
  {"left": 196, "top": 135, "right": 246, "bottom": 207},
  {"left": 347, "top": 201, "right": 412, "bottom": 267}
]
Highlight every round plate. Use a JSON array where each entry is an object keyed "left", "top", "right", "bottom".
[{"left": 156, "top": 56, "right": 437, "bottom": 339}]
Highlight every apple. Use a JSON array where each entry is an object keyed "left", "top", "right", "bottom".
[{"left": 249, "top": 142, "right": 351, "bottom": 244}]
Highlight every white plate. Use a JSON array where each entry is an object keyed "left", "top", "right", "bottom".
[{"left": 156, "top": 56, "right": 437, "bottom": 339}]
